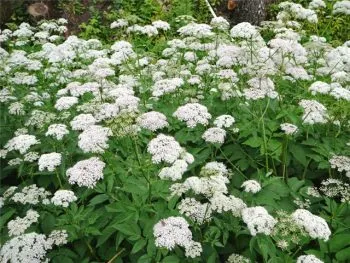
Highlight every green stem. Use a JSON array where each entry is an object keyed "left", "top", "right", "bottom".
[
  {"left": 218, "top": 148, "right": 248, "bottom": 179},
  {"left": 55, "top": 169, "right": 63, "bottom": 188},
  {"left": 132, "top": 138, "right": 151, "bottom": 203}
]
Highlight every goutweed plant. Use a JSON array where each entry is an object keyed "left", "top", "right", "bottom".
[{"left": 0, "top": 1, "right": 350, "bottom": 262}]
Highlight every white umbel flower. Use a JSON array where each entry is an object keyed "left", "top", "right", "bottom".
[
  {"left": 178, "top": 198, "right": 212, "bottom": 224},
  {"left": 299, "top": 99, "right": 328, "bottom": 125},
  {"left": 51, "top": 190, "right": 77, "bottom": 207},
  {"left": 210, "top": 193, "right": 247, "bottom": 216},
  {"left": 45, "top": 124, "right": 69, "bottom": 140},
  {"left": 291, "top": 209, "right": 331, "bottom": 241},
  {"left": 47, "top": 230, "right": 68, "bottom": 246},
  {"left": 7, "top": 209, "right": 40, "bottom": 236},
  {"left": 137, "top": 111, "right": 169, "bottom": 131},
  {"left": 173, "top": 103, "right": 212, "bottom": 128},
  {"left": 78, "top": 125, "right": 112, "bottom": 153},
  {"left": 10, "top": 185, "right": 51, "bottom": 205},
  {"left": 329, "top": 155, "right": 350, "bottom": 178},
  {"left": 241, "top": 180, "right": 262, "bottom": 194},
  {"left": 153, "top": 216, "right": 201, "bottom": 257},
  {"left": 202, "top": 127, "right": 226, "bottom": 144},
  {"left": 297, "top": 254, "right": 324, "bottom": 263},
  {"left": 242, "top": 206, "right": 277, "bottom": 236},
  {"left": 54, "top": 96, "right": 78, "bottom": 111},
  {"left": 70, "top": 113, "right": 96, "bottom": 131},
  {"left": 227, "top": 253, "right": 250, "bottom": 263},
  {"left": 280, "top": 123, "right": 299, "bottom": 135},
  {"left": 4, "top": 134, "right": 39, "bottom": 154},
  {"left": 158, "top": 159, "right": 188, "bottom": 181},
  {"left": 147, "top": 134, "right": 182, "bottom": 164},
  {"left": 214, "top": 115, "right": 235, "bottom": 128},
  {"left": 38, "top": 152, "right": 62, "bottom": 172},
  {"left": 66, "top": 157, "right": 105, "bottom": 188},
  {"left": 309, "top": 81, "right": 331, "bottom": 95},
  {"left": 0, "top": 232, "right": 52, "bottom": 263}
]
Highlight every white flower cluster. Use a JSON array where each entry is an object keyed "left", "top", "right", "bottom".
[
  {"left": 278, "top": 2, "right": 318, "bottom": 23},
  {"left": 178, "top": 198, "right": 212, "bottom": 224},
  {"left": 51, "top": 190, "right": 77, "bottom": 207},
  {"left": 299, "top": 99, "right": 328, "bottom": 125},
  {"left": 291, "top": 209, "right": 331, "bottom": 241},
  {"left": 110, "top": 19, "right": 128, "bottom": 29},
  {"left": 70, "top": 113, "right": 96, "bottom": 131},
  {"left": 7, "top": 209, "right": 40, "bottom": 236},
  {"left": 173, "top": 103, "right": 211, "bottom": 128},
  {"left": 308, "top": 0, "right": 326, "bottom": 10},
  {"left": 54, "top": 96, "right": 78, "bottom": 111},
  {"left": 171, "top": 174, "right": 229, "bottom": 197},
  {"left": 329, "top": 155, "right": 350, "bottom": 178},
  {"left": 280, "top": 123, "right": 299, "bottom": 135},
  {"left": 38, "top": 152, "right": 62, "bottom": 172},
  {"left": 210, "top": 17, "right": 230, "bottom": 31},
  {"left": 227, "top": 253, "right": 250, "bottom": 263},
  {"left": 4, "top": 134, "right": 39, "bottom": 154},
  {"left": 319, "top": 179, "right": 350, "bottom": 203},
  {"left": 243, "top": 77, "right": 278, "bottom": 100},
  {"left": 153, "top": 216, "right": 202, "bottom": 258},
  {"left": 10, "top": 184, "right": 51, "bottom": 205},
  {"left": 147, "top": 134, "right": 182, "bottom": 164},
  {"left": 202, "top": 127, "right": 226, "bottom": 144},
  {"left": 152, "top": 78, "right": 184, "bottom": 97},
  {"left": 241, "top": 180, "right": 262, "bottom": 194},
  {"left": 0, "top": 233, "right": 51, "bottom": 263},
  {"left": 242, "top": 206, "right": 277, "bottom": 236},
  {"left": 78, "top": 125, "right": 112, "bottom": 153},
  {"left": 66, "top": 157, "right": 105, "bottom": 188},
  {"left": 0, "top": 230, "right": 68, "bottom": 263},
  {"left": 214, "top": 115, "right": 235, "bottom": 128},
  {"left": 137, "top": 111, "right": 169, "bottom": 131},
  {"left": 210, "top": 193, "right": 247, "bottom": 217},
  {"left": 45, "top": 124, "right": 69, "bottom": 140},
  {"left": 297, "top": 254, "right": 324, "bottom": 263},
  {"left": 158, "top": 159, "right": 188, "bottom": 181},
  {"left": 333, "top": 1, "right": 350, "bottom": 15},
  {"left": 177, "top": 23, "right": 214, "bottom": 38}
]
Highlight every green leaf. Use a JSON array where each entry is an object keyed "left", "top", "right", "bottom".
[
  {"left": 243, "top": 137, "right": 262, "bottom": 148},
  {"left": 162, "top": 255, "right": 180, "bottom": 263},
  {"left": 88, "top": 194, "right": 109, "bottom": 206},
  {"left": 329, "top": 233, "right": 350, "bottom": 252},
  {"left": 131, "top": 239, "right": 147, "bottom": 254},
  {"left": 336, "top": 247, "right": 350, "bottom": 261},
  {"left": 113, "top": 222, "right": 141, "bottom": 238},
  {"left": 287, "top": 178, "right": 305, "bottom": 192},
  {"left": 0, "top": 208, "right": 15, "bottom": 229},
  {"left": 41, "top": 213, "right": 56, "bottom": 234},
  {"left": 97, "top": 226, "right": 116, "bottom": 247},
  {"left": 137, "top": 255, "right": 152, "bottom": 263},
  {"left": 289, "top": 144, "right": 307, "bottom": 166}
]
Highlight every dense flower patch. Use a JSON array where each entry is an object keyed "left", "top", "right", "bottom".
[{"left": 0, "top": 1, "right": 349, "bottom": 262}]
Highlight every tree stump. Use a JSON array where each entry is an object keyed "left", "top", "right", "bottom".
[{"left": 216, "top": 0, "right": 278, "bottom": 25}]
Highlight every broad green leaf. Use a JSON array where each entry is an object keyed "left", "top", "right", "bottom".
[
  {"left": 243, "top": 137, "right": 262, "bottom": 148},
  {"left": 162, "top": 256, "right": 180, "bottom": 263},
  {"left": 336, "top": 247, "right": 350, "bottom": 261},
  {"left": 131, "top": 239, "right": 147, "bottom": 254},
  {"left": 88, "top": 194, "right": 109, "bottom": 206},
  {"left": 329, "top": 233, "right": 350, "bottom": 252}
]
